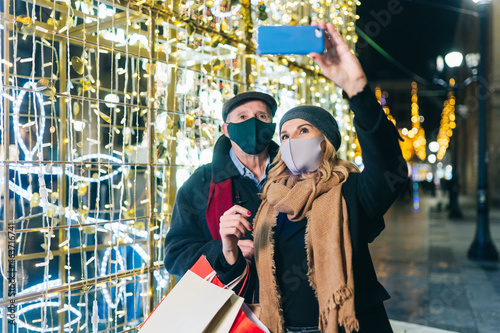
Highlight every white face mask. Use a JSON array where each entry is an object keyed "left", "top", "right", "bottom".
[{"left": 280, "top": 137, "right": 324, "bottom": 175}]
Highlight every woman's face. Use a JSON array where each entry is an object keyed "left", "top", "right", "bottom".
[{"left": 280, "top": 119, "right": 323, "bottom": 142}]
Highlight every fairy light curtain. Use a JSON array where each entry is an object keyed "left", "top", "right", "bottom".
[{"left": 0, "top": 0, "right": 358, "bottom": 331}]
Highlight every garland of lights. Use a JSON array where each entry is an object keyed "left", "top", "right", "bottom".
[
  {"left": 409, "top": 82, "right": 426, "bottom": 161},
  {"left": 391, "top": 82, "right": 426, "bottom": 162},
  {"left": 375, "top": 83, "right": 459, "bottom": 210},
  {"left": 436, "top": 92, "right": 456, "bottom": 161},
  {"left": 7, "top": 153, "right": 129, "bottom": 184},
  {"left": 100, "top": 247, "right": 127, "bottom": 309},
  {"left": 375, "top": 86, "right": 407, "bottom": 161},
  {"left": 375, "top": 84, "right": 422, "bottom": 212},
  {"left": 12, "top": 82, "right": 47, "bottom": 161},
  {"left": 15, "top": 302, "right": 82, "bottom": 332},
  {"left": 7, "top": 179, "right": 170, "bottom": 329}
]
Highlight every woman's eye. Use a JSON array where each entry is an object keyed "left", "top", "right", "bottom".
[
  {"left": 281, "top": 135, "right": 288, "bottom": 140},
  {"left": 300, "top": 128, "right": 309, "bottom": 134}
]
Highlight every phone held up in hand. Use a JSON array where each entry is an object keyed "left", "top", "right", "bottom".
[{"left": 256, "top": 26, "right": 324, "bottom": 55}]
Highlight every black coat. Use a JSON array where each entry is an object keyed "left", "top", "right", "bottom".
[{"left": 341, "top": 85, "right": 409, "bottom": 314}]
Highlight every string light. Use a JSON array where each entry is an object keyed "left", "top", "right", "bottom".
[
  {"left": 375, "top": 86, "right": 418, "bottom": 165},
  {"left": 410, "top": 82, "right": 426, "bottom": 161},
  {"left": 12, "top": 82, "right": 47, "bottom": 161},
  {"left": 436, "top": 92, "right": 456, "bottom": 161},
  {"left": 100, "top": 247, "right": 127, "bottom": 309},
  {"left": 13, "top": 302, "right": 82, "bottom": 332},
  {"left": 6, "top": 154, "right": 128, "bottom": 184},
  {"left": 380, "top": 83, "right": 426, "bottom": 162}
]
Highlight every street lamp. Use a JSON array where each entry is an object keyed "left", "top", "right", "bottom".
[
  {"left": 445, "top": 52, "right": 463, "bottom": 68},
  {"left": 467, "top": 0, "right": 499, "bottom": 261}
]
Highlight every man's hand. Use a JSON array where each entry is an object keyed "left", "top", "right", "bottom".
[
  {"left": 219, "top": 205, "right": 253, "bottom": 265},
  {"left": 238, "top": 239, "right": 254, "bottom": 262}
]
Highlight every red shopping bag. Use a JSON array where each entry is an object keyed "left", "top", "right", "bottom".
[
  {"left": 190, "top": 255, "right": 226, "bottom": 287},
  {"left": 230, "top": 303, "right": 269, "bottom": 333}
]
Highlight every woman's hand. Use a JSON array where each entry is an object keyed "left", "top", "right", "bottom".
[
  {"left": 219, "top": 205, "right": 253, "bottom": 265},
  {"left": 309, "top": 22, "right": 367, "bottom": 98}
]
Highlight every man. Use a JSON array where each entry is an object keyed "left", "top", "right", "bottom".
[{"left": 163, "top": 91, "right": 278, "bottom": 301}]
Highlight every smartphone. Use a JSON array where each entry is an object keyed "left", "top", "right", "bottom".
[{"left": 256, "top": 26, "right": 324, "bottom": 55}]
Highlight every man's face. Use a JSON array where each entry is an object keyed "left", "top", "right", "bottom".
[{"left": 222, "top": 100, "right": 272, "bottom": 137}]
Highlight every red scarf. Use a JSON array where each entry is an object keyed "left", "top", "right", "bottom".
[{"left": 205, "top": 178, "right": 233, "bottom": 240}]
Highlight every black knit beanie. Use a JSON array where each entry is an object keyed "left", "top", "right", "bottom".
[{"left": 279, "top": 105, "right": 341, "bottom": 151}]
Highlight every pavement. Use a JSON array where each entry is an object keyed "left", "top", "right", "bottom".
[{"left": 372, "top": 193, "right": 500, "bottom": 333}]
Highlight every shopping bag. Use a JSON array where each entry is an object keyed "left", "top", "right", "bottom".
[
  {"left": 189, "top": 256, "right": 270, "bottom": 333},
  {"left": 139, "top": 269, "right": 243, "bottom": 333},
  {"left": 190, "top": 255, "right": 226, "bottom": 288},
  {"left": 230, "top": 303, "right": 270, "bottom": 333}
]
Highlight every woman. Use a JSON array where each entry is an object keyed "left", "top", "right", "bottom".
[{"left": 214, "top": 22, "right": 408, "bottom": 333}]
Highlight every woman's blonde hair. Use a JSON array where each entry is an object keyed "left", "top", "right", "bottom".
[{"left": 261, "top": 135, "right": 359, "bottom": 199}]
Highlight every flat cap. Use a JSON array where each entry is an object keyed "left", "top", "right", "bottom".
[{"left": 222, "top": 91, "right": 277, "bottom": 122}]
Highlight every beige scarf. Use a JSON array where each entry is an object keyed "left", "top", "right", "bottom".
[{"left": 253, "top": 168, "right": 359, "bottom": 333}]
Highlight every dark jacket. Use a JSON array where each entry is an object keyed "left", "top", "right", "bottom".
[
  {"left": 341, "top": 85, "right": 408, "bottom": 314},
  {"left": 163, "top": 132, "right": 280, "bottom": 301},
  {"left": 212, "top": 85, "right": 409, "bottom": 316}
]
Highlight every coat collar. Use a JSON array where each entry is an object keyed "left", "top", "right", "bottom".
[{"left": 211, "top": 135, "right": 279, "bottom": 183}]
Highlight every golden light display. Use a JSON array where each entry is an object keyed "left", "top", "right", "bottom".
[
  {"left": 436, "top": 91, "right": 456, "bottom": 161},
  {"left": 375, "top": 84, "right": 431, "bottom": 164},
  {"left": 375, "top": 86, "right": 395, "bottom": 125},
  {"left": 394, "top": 82, "right": 426, "bottom": 162},
  {"left": 374, "top": 86, "right": 415, "bottom": 162},
  {"left": 409, "top": 82, "right": 426, "bottom": 161},
  {"left": 0, "top": 0, "right": 360, "bottom": 332}
]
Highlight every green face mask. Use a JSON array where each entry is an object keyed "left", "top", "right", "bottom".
[{"left": 227, "top": 117, "right": 276, "bottom": 155}]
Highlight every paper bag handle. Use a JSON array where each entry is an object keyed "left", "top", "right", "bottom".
[{"left": 224, "top": 261, "right": 249, "bottom": 296}]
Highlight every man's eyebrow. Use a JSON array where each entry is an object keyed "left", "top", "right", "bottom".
[{"left": 233, "top": 109, "right": 249, "bottom": 115}]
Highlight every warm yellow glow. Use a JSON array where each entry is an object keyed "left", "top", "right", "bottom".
[
  {"left": 436, "top": 92, "right": 457, "bottom": 161},
  {"left": 375, "top": 86, "right": 419, "bottom": 162}
]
